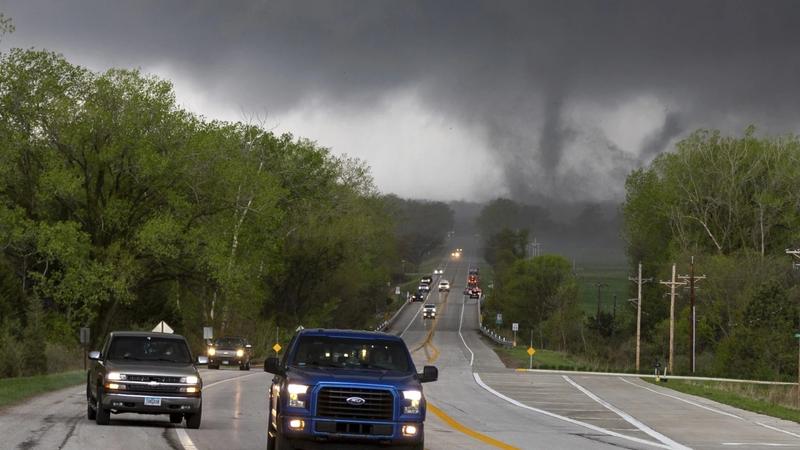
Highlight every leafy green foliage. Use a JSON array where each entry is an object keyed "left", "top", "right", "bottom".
[
  {"left": 0, "top": 49, "right": 399, "bottom": 374},
  {"left": 623, "top": 128, "right": 800, "bottom": 379}
]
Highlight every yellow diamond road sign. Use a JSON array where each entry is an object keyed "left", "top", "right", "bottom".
[
  {"left": 273, "top": 343, "right": 282, "bottom": 353},
  {"left": 527, "top": 347, "right": 536, "bottom": 356}
]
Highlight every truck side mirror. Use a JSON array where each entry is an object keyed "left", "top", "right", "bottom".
[
  {"left": 264, "top": 357, "right": 283, "bottom": 374},
  {"left": 197, "top": 355, "right": 209, "bottom": 365},
  {"left": 88, "top": 351, "right": 101, "bottom": 361},
  {"left": 420, "top": 365, "right": 438, "bottom": 383}
]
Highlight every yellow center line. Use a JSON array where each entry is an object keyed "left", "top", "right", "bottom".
[{"left": 428, "top": 403, "right": 520, "bottom": 450}]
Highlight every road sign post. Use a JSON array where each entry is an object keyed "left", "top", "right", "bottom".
[
  {"left": 496, "top": 313, "right": 502, "bottom": 326},
  {"left": 512, "top": 323, "right": 518, "bottom": 347},
  {"left": 79, "top": 327, "right": 90, "bottom": 371}
]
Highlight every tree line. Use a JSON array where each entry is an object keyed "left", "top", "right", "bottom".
[
  {"left": 480, "top": 128, "right": 800, "bottom": 380},
  {"left": 0, "top": 48, "right": 451, "bottom": 377}
]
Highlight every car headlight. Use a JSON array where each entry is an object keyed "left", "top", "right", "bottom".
[
  {"left": 236, "top": 349, "right": 244, "bottom": 357},
  {"left": 403, "top": 390, "right": 422, "bottom": 414},
  {"left": 181, "top": 375, "right": 199, "bottom": 385},
  {"left": 207, "top": 347, "right": 216, "bottom": 356},
  {"left": 106, "top": 372, "right": 126, "bottom": 381},
  {"left": 287, "top": 384, "right": 309, "bottom": 408}
]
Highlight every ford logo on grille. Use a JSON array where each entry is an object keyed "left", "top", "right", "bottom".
[{"left": 346, "top": 396, "right": 366, "bottom": 406}]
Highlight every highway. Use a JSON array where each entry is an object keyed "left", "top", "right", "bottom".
[{"left": 2, "top": 242, "right": 800, "bottom": 449}]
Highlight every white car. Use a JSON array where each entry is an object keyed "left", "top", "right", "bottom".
[
  {"left": 422, "top": 304, "right": 437, "bottom": 319},
  {"left": 438, "top": 280, "right": 450, "bottom": 292}
]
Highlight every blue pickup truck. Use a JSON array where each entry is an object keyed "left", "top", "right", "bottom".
[{"left": 264, "top": 329, "right": 438, "bottom": 450}]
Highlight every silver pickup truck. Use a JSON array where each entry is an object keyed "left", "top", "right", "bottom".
[{"left": 86, "top": 331, "right": 208, "bottom": 428}]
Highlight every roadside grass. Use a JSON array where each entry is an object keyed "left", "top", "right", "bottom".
[
  {"left": 643, "top": 378, "right": 800, "bottom": 423},
  {"left": 493, "top": 344, "right": 583, "bottom": 370},
  {"left": 0, "top": 370, "right": 84, "bottom": 408}
]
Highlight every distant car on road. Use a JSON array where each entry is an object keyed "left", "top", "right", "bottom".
[
  {"left": 422, "top": 304, "right": 437, "bottom": 319},
  {"left": 433, "top": 268, "right": 444, "bottom": 275},
  {"left": 86, "top": 331, "right": 207, "bottom": 428},
  {"left": 438, "top": 280, "right": 450, "bottom": 292},
  {"left": 264, "top": 329, "right": 437, "bottom": 450},
  {"left": 418, "top": 283, "right": 430, "bottom": 293},
  {"left": 420, "top": 276, "right": 433, "bottom": 285},
  {"left": 469, "top": 287, "right": 481, "bottom": 299},
  {"left": 411, "top": 292, "right": 425, "bottom": 302},
  {"left": 207, "top": 336, "right": 252, "bottom": 370}
]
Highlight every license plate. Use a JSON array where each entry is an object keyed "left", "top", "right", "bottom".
[
  {"left": 144, "top": 397, "right": 162, "bottom": 407},
  {"left": 222, "top": 360, "right": 229, "bottom": 365}
]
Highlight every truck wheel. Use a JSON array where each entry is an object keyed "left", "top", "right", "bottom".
[
  {"left": 185, "top": 404, "right": 202, "bottom": 429},
  {"left": 170, "top": 413, "right": 183, "bottom": 424},
  {"left": 95, "top": 386, "right": 111, "bottom": 425},
  {"left": 86, "top": 382, "right": 97, "bottom": 420}
]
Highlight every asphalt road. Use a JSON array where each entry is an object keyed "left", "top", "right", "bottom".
[{"left": 2, "top": 239, "right": 800, "bottom": 449}]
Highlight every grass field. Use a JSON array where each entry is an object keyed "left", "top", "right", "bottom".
[
  {"left": 644, "top": 378, "right": 800, "bottom": 423},
  {"left": 574, "top": 263, "right": 630, "bottom": 316},
  {"left": 493, "top": 345, "right": 582, "bottom": 370},
  {"left": 0, "top": 370, "right": 84, "bottom": 408}
]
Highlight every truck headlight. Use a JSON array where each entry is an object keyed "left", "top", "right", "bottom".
[
  {"left": 207, "top": 347, "right": 216, "bottom": 356},
  {"left": 403, "top": 390, "right": 422, "bottom": 414},
  {"left": 181, "top": 376, "right": 199, "bottom": 385},
  {"left": 236, "top": 349, "right": 245, "bottom": 357},
  {"left": 287, "top": 384, "right": 309, "bottom": 408},
  {"left": 106, "top": 372, "right": 126, "bottom": 381}
]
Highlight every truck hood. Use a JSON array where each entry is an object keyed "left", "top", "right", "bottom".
[
  {"left": 286, "top": 366, "right": 420, "bottom": 391},
  {"left": 104, "top": 360, "right": 199, "bottom": 377}
]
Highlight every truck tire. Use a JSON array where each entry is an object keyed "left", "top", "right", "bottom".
[
  {"left": 185, "top": 404, "right": 202, "bottom": 429},
  {"left": 95, "top": 386, "right": 111, "bottom": 425},
  {"left": 86, "top": 382, "right": 97, "bottom": 420}
]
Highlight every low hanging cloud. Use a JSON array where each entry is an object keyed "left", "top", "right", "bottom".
[{"left": 3, "top": 0, "right": 800, "bottom": 202}]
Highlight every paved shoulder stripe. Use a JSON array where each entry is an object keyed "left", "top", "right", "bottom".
[
  {"left": 617, "top": 377, "right": 743, "bottom": 420},
  {"left": 472, "top": 373, "right": 672, "bottom": 450},
  {"left": 563, "top": 375, "right": 690, "bottom": 450}
]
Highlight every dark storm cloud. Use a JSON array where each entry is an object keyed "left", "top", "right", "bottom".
[{"left": 3, "top": 0, "right": 800, "bottom": 202}]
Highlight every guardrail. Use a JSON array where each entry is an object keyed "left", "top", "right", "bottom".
[
  {"left": 479, "top": 325, "right": 513, "bottom": 347},
  {"left": 475, "top": 296, "right": 512, "bottom": 347},
  {"left": 375, "top": 297, "right": 411, "bottom": 332}
]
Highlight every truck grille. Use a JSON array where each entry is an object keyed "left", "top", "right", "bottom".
[
  {"left": 316, "top": 387, "right": 394, "bottom": 420},
  {"left": 125, "top": 375, "right": 182, "bottom": 383},
  {"left": 124, "top": 384, "right": 183, "bottom": 395}
]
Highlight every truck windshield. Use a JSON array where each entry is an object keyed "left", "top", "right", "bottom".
[
  {"left": 213, "top": 338, "right": 243, "bottom": 348},
  {"left": 291, "top": 336, "right": 411, "bottom": 373},
  {"left": 107, "top": 336, "right": 192, "bottom": 364}
]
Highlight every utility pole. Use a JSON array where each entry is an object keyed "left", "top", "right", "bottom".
[
  {"left": 678, "top": 256, "right": 706, "bottom": 374},
  {"left": 595, "top": 282, "right": 608, "bottom": 317},
  {"left": 629, "top": 262, "right": 652, "bottom": 372},
  {"left": 660, "top": 263, "right": 686, "bottom": 374}
]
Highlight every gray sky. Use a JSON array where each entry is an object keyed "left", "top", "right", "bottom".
[{"left": 2, "top": 0, "right": 799, "bottom": 203}]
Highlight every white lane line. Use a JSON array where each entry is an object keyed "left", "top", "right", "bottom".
[
  {"left": 175, "top": 428, "right": 198, "bottom": 450},
  {"left": 617, "top": 377, "right": 744, "bottom": 420},
  {"left": 401, "top": 294, "right": 429, "bottom": 337},
  {"left": 755, "top": 422, "right": 800, "bottom": 439},
  {"left": 563, "top": 376, "right": 690, "bottom": 450},
  {"left": 177, "top": 371, "right": 264, "bottom": 450},
  {"left": 400, "top": 261, "right": 449, "bottom": 337},
  {"left": 722, "top": 443, "right": 799, "bottom": 447},
  {"left": 457, "top": 264, "right": 475, "bottom": 367},
  {"left": 472, "top": 373, "right": 671, "bottom": 449}
]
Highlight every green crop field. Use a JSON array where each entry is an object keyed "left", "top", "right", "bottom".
[{"left": 574, "top": 263, "right": 630, "bottom": 316}]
